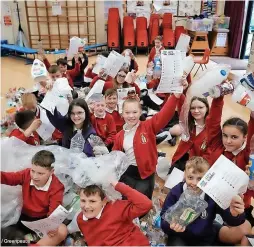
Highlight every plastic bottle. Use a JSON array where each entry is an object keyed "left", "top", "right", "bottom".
[
  {"left": 70, "top": 130, "right": 85, "bottom": 153},
  {"left": 31, "top": 59, "right": 48, "bottom": 83},
  {"left": 153, "top": 56, "right": 162, "bottom": 79},
  {"left": 189, "top": 65, "right": 231, "bottom": 97},
  {"left": 232, "top": 84, "right": 254, "bottom": 111},
  {"left": 208, "top": 82, "right": 234, "bottom": 98},
  {"left": 240, "top": 72, "right": 254, "bottom": 91},
  {"left": 183, "top": 55, "right": 195, "bottom": 76}
]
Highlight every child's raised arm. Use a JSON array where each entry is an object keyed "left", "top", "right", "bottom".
[
  {"left": 205, "top": 96, "right": 224, "bottom": 145},
  {"left": 1, "top": 169, "right": 26, "bottom": 186},
  {"left": 147, "top": 94, "right": 183, "bottom": 134},
  {"left": 46, "top": 108, "right": 68, "bottom": 133},
  {"left": 113, "top": 182, "right": 152, "bottom": 220},
  {"left": 246, "top": 112, "right": 254, "bottom": 153}
]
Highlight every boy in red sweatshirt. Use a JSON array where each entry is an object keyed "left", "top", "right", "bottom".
[
  {"left": 39, "top": 50, "right": 80, "bottom": 88},
  {"left": 9, "top": 110, "right": 41, "bottom": 146},
  {"left": 1, "top": 150, "right": 67, "bottom": 246},
  {"left": 66, "top": 181, "right": 152, "bottom": 246},
  {"left": 20, "top": 93, "right": 62, "bottom": 144},
  {"left": 105, "top": 88, "right": 125, "bottom": 132},
  {"left": 90, "top": 94, "right": 116, "bottom": 149}
]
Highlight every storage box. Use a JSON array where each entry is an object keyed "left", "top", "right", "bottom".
[
  {"left": 212, "top": 16, "right": 230, "bottom": 29},
  {"left": 186, "top": 18, "right": 214, "bottom": 32},
  {"left": 213, "top": 17, "right": 230, "bottom": 29}
]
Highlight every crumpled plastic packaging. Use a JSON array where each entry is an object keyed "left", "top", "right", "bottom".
[
  {"left": 162, "top": 188, "right": 208, "bottom": 227},
  {"left": 1, "top": 137, "right": 129, "bottom": 227}
]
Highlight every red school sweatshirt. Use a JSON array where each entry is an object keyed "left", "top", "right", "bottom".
[
  {"left": 113, "top": 94, "right": 182, "bottom": 179},
  {"left": 1, "top": 168, "right": 64, "bottom": 218},
  {"left": 77, "top": 182, "right": 152, "bottom": 246},
  {"left": 90, "top": 113, "right": 117, "bottom": 146},
  {"left": 106, "top": 110, "right": 125, "bottom": 133},
  {"left": 203, "top": 96, "right": 254, "bottom": 171},
  {"left": 89, "top": 75, "right": 113, "bottom": 89},
  {"left": 9, "top": 129, "right": 40, "bottom": 146},
  {"left": 84, "top": 67, "right": 97, "bottom": 79},
  {"left": 202, "top": 97, "right": 254, "bottom": 208},
  {"left": 43, "top": 58, "right": 80, "bottom": 88},
  {"left": 172, "top": 128, "right": 207, "bottom": 165}
]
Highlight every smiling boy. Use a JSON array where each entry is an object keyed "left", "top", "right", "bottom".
[
  {"left": 161, "top": 156, "right": 251, "bottom": 246},
  {"left": 66, "top": 181, "right": 152, "bottom": 246},
  {"left": 1, "top": 150, "right": 66, "bottom": 246}
]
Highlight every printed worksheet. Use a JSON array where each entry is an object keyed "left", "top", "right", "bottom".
[
  {"left": 156, "top": 50, "right": 183, "bottom": 94},
  {"left": 92, "top": 55, "right": 107, "bottom": 75},
  {"left": 22, "top": 205, "right": 71, "bottom": 238},
  {"left": 197, "top": 155, "right": 249, "bottom": 209},
  {"left": 103, "top": 51, "right": 125, "bottom": 78},
  {"left": 36, "top": 107, "right": 55, "bottom": 141}
]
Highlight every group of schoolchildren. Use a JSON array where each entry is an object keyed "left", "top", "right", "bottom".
[{"left": 1, "top": 35, "right": 254, "bottom": 246}]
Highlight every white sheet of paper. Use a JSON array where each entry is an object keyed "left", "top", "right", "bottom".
[
  {"left": 85, "top": 80, "right": 105, "bottom": 101},
  {"left": 67, "top": 37, "right": 86, "bottom": 59},
  {"left": 40, "top": 78, "right": 71, "bottom": 115},
  {"left": 22, "top": 205, "right": 71, "bottom": 238},
  {"left": 148, "top": 90, "right": 164, "bottom": 105},
  {"left": 103, "top": 51, "right": 125, "bottom": 78},
  {"left": 92, "top": 55, "right": 107, "bottom": 75},
  {"left": 156, "top": 50, "right": 184, "bottom": 93},
  {"left": 164, "top": 167, "right": 184, "bottom": 189},
  {"left": 36, "top": 107, "right": 55, "bottom": 141},
  {"left": 40, "top": 92, "right": 56, "bottom": 114},
  {"left": 175, "top": 34, "right": 191, "bottom": 53},
  {"left": 117, "top": 87, "right": 136, "bottom": 113},
  {"left": 216, "top": 33, "right": 227, "bottom": 47},
  {"left": 53, "top": 78, "right": 73, "bottom": 96},
  {"left": 197, "top": 155, "right": 249, "bottom": 210},
  {"left": 248, "top": 237, "right": 254, "bottom": 246},
  {"left": 52, "top": 1, "right": 62, "bottom": 16}
]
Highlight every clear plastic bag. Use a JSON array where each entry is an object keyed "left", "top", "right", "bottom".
[
  {"left": 1, "top": 137, "right": 129, "bottom": 227},
  {"left": 162, "top": 188, "right": 208, "bottom": 227},
  {"left": 88, "top": 134, "right": 109, "bottom": 156}
]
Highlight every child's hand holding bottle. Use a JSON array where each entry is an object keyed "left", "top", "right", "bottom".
[{"left": 170, "top": 222, "right": 186, "bottom": 232}]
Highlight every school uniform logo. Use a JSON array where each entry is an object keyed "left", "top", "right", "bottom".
[
  {"left": 201, "top": 139, "right": 207, "bottom": 150},
  {"left": 140, "top": 133, "right": 147, "bottom": 144},
  {"left": 103, "top": 124, "right": 108, "bottom": 132}
]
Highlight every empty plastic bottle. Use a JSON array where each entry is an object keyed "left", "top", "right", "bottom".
[
  {"left": 70, "top": 130, "right": 85, "bottom": 153},
  {"left": 153, "top": 56, "right": 162, "bottom": 79}
]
